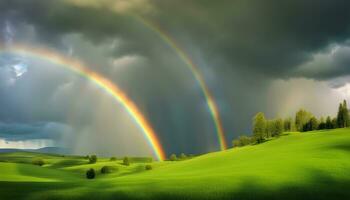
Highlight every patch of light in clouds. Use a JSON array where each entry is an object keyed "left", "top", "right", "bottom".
[
  {"left": 12, "top": 63, "right": 28, "bottom": 78},
  {"left": 335, "top": 83, "right": 350, "bottom": 100}
]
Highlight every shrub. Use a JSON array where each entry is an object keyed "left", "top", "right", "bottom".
[
  {"left": 89, "top": 155, "right": 97, "bottom": 164},
  {"left": 232, "top": 135, "right": 253, "bottom": 148},
  {"left": 32, "top": 158, "right": 45, "bottom": 166},
  {"left": 110, "top": 157, "right": 117, "bottom": 161},
  {"left": 86, "top": 168, "right": 95, "bottom": 179},
  {"left": 123, "top": 157, "right": 130, "bottom": 166},
  {"left": 180, "top": 153, "right": 187, "bottom": 160},
  {"left": 145, "top": 165, "right": 153, "bottom": 170},
  {"left": 101, "top": 166, "right": 117, "bottom": 174},
  {"left": 169, "top": 154, "right": 177, "bottom": 161}
]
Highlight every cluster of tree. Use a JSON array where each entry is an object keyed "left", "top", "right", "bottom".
[
  {"left": 297, "top": 100, "right": 350, "bottom": 132},
  {"left": 169, "top": 153, "right": 194, "bottom": 161},
  {"left": 232, "top": 100, "right": 350, "bottom": 148},
  {"left": 252, "top": 113, "right": 285, "bottom": 143}
]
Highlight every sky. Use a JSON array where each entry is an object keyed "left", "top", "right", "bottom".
[{"left": 1, "top": 0, "right": 350, "bottom": 157}]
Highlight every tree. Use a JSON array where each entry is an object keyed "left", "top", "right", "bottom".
[
  {"left": 318, "top": 117, "right": 326, "bottom": 130},
  {"left": 110, "top": 157, "right": 117, "bottom": 161},
  {"left": 310, "top": 117, "right": 319, "bottom": 131},
  {"left": 295, "top": 109, "right": 312, "bottom": 131},
  {"left": 145, "top": 165, "right": 153, "bottom": 170},
  {"left": 169, "top": 154, "right": 177, "bottom": 161},
  {"left": 123, "top": 157, "right": 130, "bottom": 166},
  {"left": 265, "top": 120, "right": 273, "bottom": 138},
  {"left": 337, "top": 103, "right": 344, "bottom": 128},
  {"left": 232, "top": 139, "right": 241, "bottom": 147},
  {"left": 180, "top": 153, "right": 187, "bottom": 160},
  {"left": 343, "top": 100, "right": 350, "bottom": 127},
  {"left": 332, "top": 117, "right": 338, "bottom": 129},
  {"left": 284, "top": 117, "right": 293, "bottom": 132},
  {"left": 253, "top": 112, "right": 267, "bottom": 143},
  {"left": 89, "top": 155, "right": 97, "bottom": 164},
  {"left": 273, "top": 118, "right": 284, "bottom": 136},
  {"left": 32, "top": 158, "right": 45, "bottom": 166},
  {"left": 101, "top": 166, "right": 115, "bottom": 174},
  {"left": 325, "top": 116, "right": 333, "bottom": 129},
  {"left": 232, "top": 135, "right": 253, "bottom": 147},
  {"left": 86, "top": 168, "right": 95, "bottom": 179}
]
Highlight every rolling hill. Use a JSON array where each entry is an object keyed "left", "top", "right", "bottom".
[{"left": 1, "top": 128, "right": 350, "bottom": 199}]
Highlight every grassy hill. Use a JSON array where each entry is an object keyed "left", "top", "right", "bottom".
[{"left": 1, "top": 128, "right": 350, "bottom": 199}]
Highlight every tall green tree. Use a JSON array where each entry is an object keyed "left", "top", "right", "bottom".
[
  {"left": 295, "top": 109, "right": 312, "bottom": 131},
  {"left": 337, "top": 103, "right": 344, "bottom": 128},
  {"left": 265, "top": 120, "right": 273, "bottom": 138},
  {"left": 284, "top": 117, "right": 293, "bottom": 132},
  {"left": 325, "top": 116, "right": 332, "bottom": 129},
  {"left": 343, "top": 100, "right": 350, "bottom": 127},
  {"left": 318, "top": 117, "right": 326, "bottom": 130},
  {"left": 309, "top": 117, "right": 319, "bottom": 131},
  {"left": 332, "top": 117, "right": 338, "bottom": 129},
  {"left": 273, "top": 118, "right": 284, "bottom": 136},
  {"left": 253, "top": 112, "right": 267, "bottom": 143}
]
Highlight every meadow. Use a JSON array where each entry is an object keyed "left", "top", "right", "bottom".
[{"left": 1, "top": 128, "right": 350, "bottom": 199}]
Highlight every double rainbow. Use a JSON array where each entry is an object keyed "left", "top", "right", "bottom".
[
  {"left": 0, "top": 43, "right": 166, "bottom": 161},
  {"left": 136, "top": 17, "right": 228, "bottom": 150}
]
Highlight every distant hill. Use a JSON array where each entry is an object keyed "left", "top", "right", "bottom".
[{"left": 0, "top": 147, "right": 69, "bottom": 154}]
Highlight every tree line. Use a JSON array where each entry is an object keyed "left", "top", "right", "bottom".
[{"left": 232, "top": 100, "right": 350, "bottom": 147}]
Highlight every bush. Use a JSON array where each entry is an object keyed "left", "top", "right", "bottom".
[
  {"left": 32, "top": 158, "right": 45, "bottom": 166},
  {"left": 145, "top": 165, "right": 153, "bottom": 170},
  {"left": 101, "top": 166, "right": 117, "bottom": 174},
  {"left": 89, "top": 155, "right": 97, "bottom": 164},
  {"left": 110, "top": 157, "right": 117, "bottom": 161},
  {"left": 180, "top": 153, "right": 187, "bottom": 160},
  {"left": 232, "top": 135, "right": 253, "bottom": 148},
  {"left": 86, "top": 168, "right": 95, "bottom": 179},
  {"left": 169, "top": 154, "right": 177, "bottom": 161},
  {"left": 123, "top": 157, "right": 130, "bottom": 166}
]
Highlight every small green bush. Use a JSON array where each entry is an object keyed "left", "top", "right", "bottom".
[
  {"left": 169, "top": 154, "right": 177, "bottom": 161},
  {"left": 110, "top": 157, "right": 117, "bottom": 161},
  {"left": 101, "top": 166, "right": 117, "bottom": 174},
  {"left": 32, "top": 158, "right": 45, "bottom": 166},
  {"left": 180, "top": 153, "right": 187, "bottom": 160},
  {"left": 123, "top": 157, "right": 130, "bottom": 166},
  {"left": 145, "top": 165, "right": 153, "bottom": 170},
  {"left": 86, "top": 168, "right": 95, "bottom": 179},
  {"left": 232, "top": 135, "right": 254, "bottom": 148},
  {"left": 89, "top": 155, "right": 97, "bottom": 164}
]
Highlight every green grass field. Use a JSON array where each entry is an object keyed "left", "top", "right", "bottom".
[{"left": 1, "top": 128, "right": 350, "bottom": 199}]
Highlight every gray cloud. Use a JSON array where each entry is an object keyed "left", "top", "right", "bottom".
[{"left": 0, "top": 121, "right": 70, "bottom": 141}]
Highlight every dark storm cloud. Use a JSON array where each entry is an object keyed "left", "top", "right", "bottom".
[
  {"left": 0, "top": 121, "right": 70, "bottom": 141},
  {"left": 148, "top": 0, "right": 350, "bottom": 78},
  {"left": 294, "top": 44, "right": 350, "bottom": 82},
  {"left": 2, "top": 0, "right": 350, "bottom": 78}
]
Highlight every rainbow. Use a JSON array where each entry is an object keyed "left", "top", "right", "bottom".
[
  {"left": 135, "top": 17, "right": 228, "bottom": 150},
  {"left": 0, "top": 43, "right": 166, "bottom": 161}
]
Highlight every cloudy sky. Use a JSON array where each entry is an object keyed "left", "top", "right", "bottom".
[{"left": 1, "top": 0, "right": 350, "bottom": 157}]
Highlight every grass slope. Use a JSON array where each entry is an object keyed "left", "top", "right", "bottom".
[{"left": 1, "top": 128, "right": 350, "bottom": 199}]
